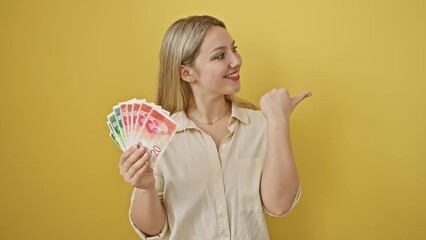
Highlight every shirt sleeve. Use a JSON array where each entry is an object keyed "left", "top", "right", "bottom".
[
  {"left": 128, "top": 162, "right": 168, "bottom": 239},
  {"left": 263, "top": 185, "right": 302, "bottom": 217}
]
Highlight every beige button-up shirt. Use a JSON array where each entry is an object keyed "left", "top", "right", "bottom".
[{"left": 129, "top": 103, "right": 301, "bottom": 240}]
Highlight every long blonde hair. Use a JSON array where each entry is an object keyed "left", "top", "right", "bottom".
[{"left": 156, "top": 15, "right": 257, "bottom": 114}]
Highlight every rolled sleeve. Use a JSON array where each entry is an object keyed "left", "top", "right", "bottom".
[{"left": 263, "top": 185, "right": 301, "bottom": 217}]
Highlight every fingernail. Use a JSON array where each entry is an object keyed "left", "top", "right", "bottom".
[{"left": 133, "top": 145, "right": 138, "bottom": 149}]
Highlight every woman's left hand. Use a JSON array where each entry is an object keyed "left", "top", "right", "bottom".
[{"left": 259, "top": 88, "right": 312, "bottom": 123}]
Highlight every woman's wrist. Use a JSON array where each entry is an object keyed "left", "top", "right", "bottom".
[
  {"left": 135, "top": 184, "right": 157, "bottom": 194},
  {"left": 266, "top": 116, "right": 290, "bottom": 128}
]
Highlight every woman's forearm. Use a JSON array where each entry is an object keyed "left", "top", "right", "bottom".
[
  {"left": 130, "top": 186, "right": 167, "bottom": 236},
  {"left": 260, "top": 119, "right": 300, "bottom": 216}
]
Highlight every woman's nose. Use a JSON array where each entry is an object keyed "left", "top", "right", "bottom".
[{"left": 229, "top": 52, "right": 242, "bottom": 68}]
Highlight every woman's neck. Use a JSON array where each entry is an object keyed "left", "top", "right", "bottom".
[{"left": 187, "top": 96, "right": 231, "bottom": 124}]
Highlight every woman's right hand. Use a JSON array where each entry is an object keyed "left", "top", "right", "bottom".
[{"left": 119, "top": 145, "right": 155, "bottom": 189}]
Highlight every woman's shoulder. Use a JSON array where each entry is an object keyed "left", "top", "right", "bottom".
[
  {"left": 234, "top": 105, "right": 266, "bottom": 126},
  {"left": 170, "top": 110, "right": 185, "bottom": 119},
  {"left": 242, "top": 107, "right": 262, "bottom": 116}
]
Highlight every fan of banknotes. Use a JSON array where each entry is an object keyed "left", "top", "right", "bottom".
[{"left": 107, "top": 98, "right": 178, "bottom": 162}]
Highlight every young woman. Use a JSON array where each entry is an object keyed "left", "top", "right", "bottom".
[{"left": 118, "top": 15, "right": 311, "bottom": 240}]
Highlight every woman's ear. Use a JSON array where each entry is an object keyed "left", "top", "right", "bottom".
[{"left": 180, "top": 65, "right": 195, "bottom": 83}]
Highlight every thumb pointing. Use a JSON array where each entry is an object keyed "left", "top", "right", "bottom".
[{"left": 292, "top": 91, "right": 312, "bottom": 107}]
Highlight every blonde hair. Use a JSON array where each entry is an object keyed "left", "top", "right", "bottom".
[{"left": 156, "top": 15, "right": 257, "bottom": 114}]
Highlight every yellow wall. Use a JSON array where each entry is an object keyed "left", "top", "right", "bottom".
[{"left": 1, "top": 0, "right": 425, "bottom": 239}]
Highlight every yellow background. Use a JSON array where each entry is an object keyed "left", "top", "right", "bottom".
[{"left": 1, "top": 0, "right": 425, "bottom": 239}]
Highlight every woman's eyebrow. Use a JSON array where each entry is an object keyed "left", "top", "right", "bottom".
[{"left": 210, "top": 40, "right": 235, "bottom": 54}]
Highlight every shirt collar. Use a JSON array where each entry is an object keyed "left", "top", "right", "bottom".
[{"left": 173, "top": 102, "right": 250, "bottom": 133}]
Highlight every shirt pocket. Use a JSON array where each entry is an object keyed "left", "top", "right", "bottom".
[{"left": 237, "top": 157, "right": 264, "bottom": 214}]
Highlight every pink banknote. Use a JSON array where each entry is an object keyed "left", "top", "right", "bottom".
[
  {"left": 132, "top": 102, "right": 153, "bottom": 145},
  {"left": 119, "top": 99, "right": 136, "bottom": 148},
  {"left": 136, "top": 108, "right": 178, "bottom": 163},
  {"left": 108, "top": 98, "right": 178, "bottom": 159}
]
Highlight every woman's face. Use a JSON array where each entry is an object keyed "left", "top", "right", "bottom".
[{"left": 190, "top": 26, "right": 242, "bottom": 98}]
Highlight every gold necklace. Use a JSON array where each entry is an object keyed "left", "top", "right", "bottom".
[{"left": 187, "top": 105, "right": 231, "bottom": 125}]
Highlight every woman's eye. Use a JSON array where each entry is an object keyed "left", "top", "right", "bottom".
[
  {"left": 216, "top": 53, "right": 225, "bottom": 59},
  {"left": 214, "top": 46, "right": 238, "bottom": 60}
]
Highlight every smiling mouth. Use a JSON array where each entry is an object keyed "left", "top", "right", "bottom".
[{"left": 225, "top": 71, "right": 240, "bottom": 80}]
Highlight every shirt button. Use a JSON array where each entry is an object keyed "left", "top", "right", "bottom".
[
  {"left": 219, "top": 202, "right": 225, "bottom": 208},
  {"left": 216, "top": 170, "right": 221, "bottom": 176},
  {"left": 221, "top": 144, "right": 227, "bottom": 149}
]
